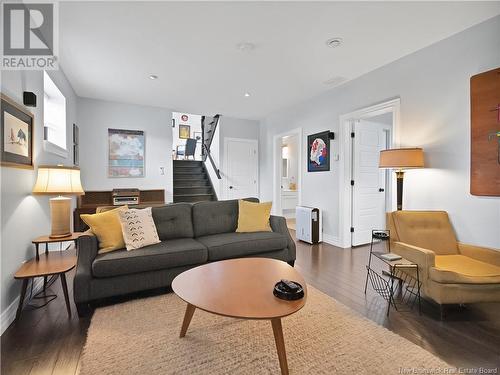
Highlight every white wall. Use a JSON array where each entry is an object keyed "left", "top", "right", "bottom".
[
  {"left": 260, "top": 16, "right": 500, "bottom": 248},
  {"left": 1, "top": 69, "right": 77, "bottom": 332},
  {"left": 77, "top": 98, "right": 173, "bottom": 203}
]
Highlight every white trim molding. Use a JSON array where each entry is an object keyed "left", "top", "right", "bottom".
[{"left": 338, "top": 98, "right": 401, "bottom": 248}]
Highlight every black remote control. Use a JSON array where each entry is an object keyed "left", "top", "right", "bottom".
[{"left": 280, "top": 279, "right": 300, "bottom": 293}]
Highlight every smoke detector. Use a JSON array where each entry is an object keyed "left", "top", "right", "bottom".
[
  {"left": 236, "top": 42, "right": 256, "bottom": 52},
  {"left": 325, "top": 38, "right": 343, "bottom": 48}
]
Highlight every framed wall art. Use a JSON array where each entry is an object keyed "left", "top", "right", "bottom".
[
  {"left": 307, "top": 130, "right": 330, "bottom": 172},
  {"left": 1, "top": 93, "right": 34, "bottom": 169},
  {"left": 108, "top": 128, "right": 145, "bottom": 178},
  {"left": 179, "top": 124, "right": 190, "bottom": 139}
]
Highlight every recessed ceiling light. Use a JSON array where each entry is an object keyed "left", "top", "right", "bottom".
[
  {"left": 244, "top": 92, "right": 251, "bottom": 97},
  {"left": 236, "top": 42, "right": 256, "bottom": 52},
  {"left": 326, "top": 37, "right": 343, "bottom": 48},
  {"left": 149, "top": 74, "right": 158, "bottom": 80}
]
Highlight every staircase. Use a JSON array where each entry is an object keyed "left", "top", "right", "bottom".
[{"left": 173, "top": 160, "right": 217, "bottom": 203}]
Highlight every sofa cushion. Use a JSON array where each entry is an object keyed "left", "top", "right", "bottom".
[
  {"left": 192, "top": 198, "right": 258, "bottom": 237},
  {"left": 92, "top": 238, "right": 207, "bottom": 278},
  {"left": 429, "top": 255, "right": 500, "bottom": 284},
  {"left": 197, "top": 232, "right": 288, "bottom": 261},
  {"left": 152, "top": 203, "right": 194, "bottom": 240}
]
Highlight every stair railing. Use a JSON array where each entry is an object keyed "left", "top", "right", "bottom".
[{"left": 201, "top": 114, "right": 222, "bottom": 179}]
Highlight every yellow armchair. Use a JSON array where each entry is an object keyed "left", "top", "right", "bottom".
[{"left": 387, "top": 211, "right": 500, "bottom": 309}]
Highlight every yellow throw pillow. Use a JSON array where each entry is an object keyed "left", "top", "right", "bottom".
[
  {"left": 236, "top": 200, "right": 272, "bottom": 233},
  {"left": 81, "top": 206, "right": 128, "bottom": 253}
]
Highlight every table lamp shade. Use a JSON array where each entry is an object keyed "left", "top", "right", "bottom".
[
  {"left": 32, "top": 165, "right": 84, "bottom": 195},
  {"left": 33, "top": 165, "right": 84, "bottom": 238},
  {"left": 379, "top": 148, "right": 424, "bottom": 169}
]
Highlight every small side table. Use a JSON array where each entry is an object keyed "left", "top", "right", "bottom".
[{"left": 14, "top": 233, "right": 82, "bottom": 321}]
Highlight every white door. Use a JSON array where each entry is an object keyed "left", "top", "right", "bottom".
[
  {"left": 351, "top": 120, "right": 391, "bottom": 246},
  {"left": 224, "top": 138, "right": 258, "bottom": 199}
]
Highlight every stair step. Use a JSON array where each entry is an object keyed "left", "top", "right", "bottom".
[
  {"left": 173, "top": 170, "right": 205, "bottom": 175},
  {"left": 173, "top": 194, "right": 214, "bottom": 203},
  {"left": 174, "top": 166, "right": 203, "bottom": 172},
  {"left": 174, "top": 187, "right": 213, "bottom": 195},
  {"left": 174, "top": 181, "right": 210, "bottom": 188}
]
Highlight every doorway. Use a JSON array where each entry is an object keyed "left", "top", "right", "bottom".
[
  {"left": 223, "top": 138, "right": 259, "bottom": 200},
  {"left": 172, "top": 112, "right": 203, "bottom": 161},
  {"left": 273, "top": 128, "right": 302, "bottom": 221},
  {"left": 338, "top": 99, "right": 401, "bottom": 248}
]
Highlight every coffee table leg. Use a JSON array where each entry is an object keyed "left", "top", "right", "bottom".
[
  {"left": 271, "top": 318, "right": 289, "bottom": 375},
  {"left": 15, "top": 279, "right": 29, "bottom": 321},
  {"left": 179, "top": 303, "right": 196, "bottom": 338}
]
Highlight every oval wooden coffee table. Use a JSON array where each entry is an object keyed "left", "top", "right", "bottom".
[{"left": 172, "top": 258, "right": 307, "bottom": 375}]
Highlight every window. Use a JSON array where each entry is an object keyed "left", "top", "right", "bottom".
[{"left": 43, "top": 71, "right": 67, "bottom": 152}]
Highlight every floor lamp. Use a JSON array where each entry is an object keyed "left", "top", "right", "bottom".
[
  {"left": 379, "top": 148, "right": 424, "bottom": 210},
  {"left": 32, "top": 165, "right": 84, "bottom": 238}
]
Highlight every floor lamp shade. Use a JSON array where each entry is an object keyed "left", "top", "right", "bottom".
[
  {"left": 379, "top": 148, "right": 424, "bottom": 210},
  {"left": 33, "top": 165, "right": 84, "bottom": 238}
]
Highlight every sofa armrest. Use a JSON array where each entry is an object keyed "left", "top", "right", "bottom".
[
  {"left": 458, "top": 242, "right": 500, "bottom": 267},
  {"left": 73, "top": 234, "right": 99, "bottom": 304},
  {"left": 393, "top": 241, "right": 436, "bottom": 279},
  {"left": 270, "top": 215, "right": 296, "bottom": 261}
]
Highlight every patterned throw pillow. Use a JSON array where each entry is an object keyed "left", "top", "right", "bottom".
[{"left": 118, "top": 207, "right": 161, "bottom": 251}]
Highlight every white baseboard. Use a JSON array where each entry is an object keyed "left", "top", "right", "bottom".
[{"left": 1, "top": 277, "right": 44, "bottom": 335}]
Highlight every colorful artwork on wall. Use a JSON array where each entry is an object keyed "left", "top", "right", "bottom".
[
  {"left": 470, "top": 67, "right": 500, "bottom": 196},
  {"left": 1, "top": 94, "right": 34, "bottom": 169},
  {"left": 108, "top": 128, "right": 145, "bottom": 178},
  {"left": 307, "top": 131, "right": 330, "bottom": 172}
]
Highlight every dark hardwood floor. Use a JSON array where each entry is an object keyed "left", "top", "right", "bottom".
[{"left": 2, "top": 235, "right": 499, "bottom": 374}]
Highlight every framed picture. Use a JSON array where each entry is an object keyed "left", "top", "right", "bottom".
[
  {"left": 108, "top": 128, "right": 145, "bottom": 178},
  {"left": 73, "top": 123, "right": 79, "bottom": 145},
  {"left": 307, "top": 131, "right": 330, "bottom": 172},
  {"left": 194, "top": 131, "right": 202, "bottom": 142},
  {"left": 73, "top": 123, "right": 79, "bottom": 166},
  {"left": 1, "top": 94, "right": 34, "bottom": 169},
  {"left": 179, "top": 124, "right": 190, "bottom": 139}
]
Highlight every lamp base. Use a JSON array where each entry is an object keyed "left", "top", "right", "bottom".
[{"left": 49, "top": 196, "right": 72, "bottom": 238}]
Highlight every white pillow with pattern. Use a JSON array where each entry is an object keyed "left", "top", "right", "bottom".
[{"left": 118, "top": 207, "right": 161, "bottom": 251}]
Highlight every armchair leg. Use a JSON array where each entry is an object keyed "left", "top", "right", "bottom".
[
  {"left": 76, "top": 302, "right": 92, "bottom": 318},
  {"left": 287, "top": 260, "right": 295, "bottom": 267}
]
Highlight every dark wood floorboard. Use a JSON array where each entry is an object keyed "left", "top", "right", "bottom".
[{"left": 2, "top": 236, "right": 499, "bottom": 374}]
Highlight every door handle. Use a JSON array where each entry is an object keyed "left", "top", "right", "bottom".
[
  {"left": 229, "top": 186, "right": 233, "bottom": 189},
  {"left": 379, "top": 188, "right": 385, "bottom": 192}
]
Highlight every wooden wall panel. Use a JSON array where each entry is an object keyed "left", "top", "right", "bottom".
[{"left": 470, "top": 67, "right": 500, "bottom": 196}]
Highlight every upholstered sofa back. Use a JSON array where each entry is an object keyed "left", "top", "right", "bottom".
[
  {"left": 152, "top": 203, "right": 194, "bottom": 240},
  {"left": 389, "top": 211, "right": 458, "bottom": 255},
  {"left": 192, "top": 198, "right": 259, "bottom": 237}
]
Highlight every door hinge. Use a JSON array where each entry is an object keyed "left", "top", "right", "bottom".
[
  {"left": 350, "top": 227, "right": 354, "bottom": 233},
  {"left": 351, "top": 132, "right": 355, "bottom": 138},
  {"left": 350, "top": 180, "right": 354, "bottom": 186}
]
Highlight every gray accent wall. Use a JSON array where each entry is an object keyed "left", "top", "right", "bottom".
[
  {"left": 76, "top": 98, "right": 173, "bottom": 203},
  {"left": 1, "top": 69, "right": 77, "bottom": 331},
  {"left": 259, "top": 16, "right": 500, "bottom": 248}
]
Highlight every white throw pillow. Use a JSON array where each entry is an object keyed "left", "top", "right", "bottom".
[{"left": 118, "top": 207, "right": 161, "bottom": 251}]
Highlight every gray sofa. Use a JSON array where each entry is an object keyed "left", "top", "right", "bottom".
[{"left": 74, "top": 198, "right": 296, "bottom": 316}]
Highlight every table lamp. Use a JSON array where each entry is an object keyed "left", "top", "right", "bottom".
[
  {"left": 379, "top": 148, "right": 424, "bottom": 210},
  {"left": 32, "top": 165, "right": 84, "bottom": 238}
]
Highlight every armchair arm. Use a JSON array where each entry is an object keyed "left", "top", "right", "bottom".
[
  {"left": 73, "top": 234, "right": 99, "bottom": 304},
  {"left": 393, "top": 241, "right": 436, "bottom": 279},
  {"left": 458, "top": 242, "right": 500, "bottom": 267},
  {"left": 270, "top": 215, "right": 296, "bottom": 261}
]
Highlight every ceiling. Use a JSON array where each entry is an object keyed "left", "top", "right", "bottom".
[{"left": 59, "top": 2, "right": 500, "bottom": 120}]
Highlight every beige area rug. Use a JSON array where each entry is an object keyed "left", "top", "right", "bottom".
[{"left": 79, "top": 287, "right": 448, "bottom": 374}]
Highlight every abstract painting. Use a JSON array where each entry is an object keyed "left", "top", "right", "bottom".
[
  {"left": 470, "top": 67, "right": 500, "bottom": 196},
  {"left": 307, "top": 131, "right": 330, "bottom": 172},
  {"left": 1, "top": 94, "right": 33, "bottom": 169},
  {"left": 108, "top": 128, "right": 145, "bottom": 178}
]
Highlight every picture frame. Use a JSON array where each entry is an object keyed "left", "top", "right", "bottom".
[
  {"left": 108, "top": 128, "right": 145, "bottom": 178},
  {"left": 1, "top": 93, "right": 34, "bottom": 169},
  {"left": 73, "top": 123, "right": 79, "bottom": 166},
  {"left": 307, "top": 130, "right": 330, "bottom": 172},
  {"left": 179, "top": 124, "right": 190, "bottom": 139}
]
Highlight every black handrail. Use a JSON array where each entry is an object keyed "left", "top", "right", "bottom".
[
  {"left": 201, "top": 114, "right": 222, "bottom": 179},
  {"left": 203, "top": 143, "right": 221, "bottom": 179}
]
